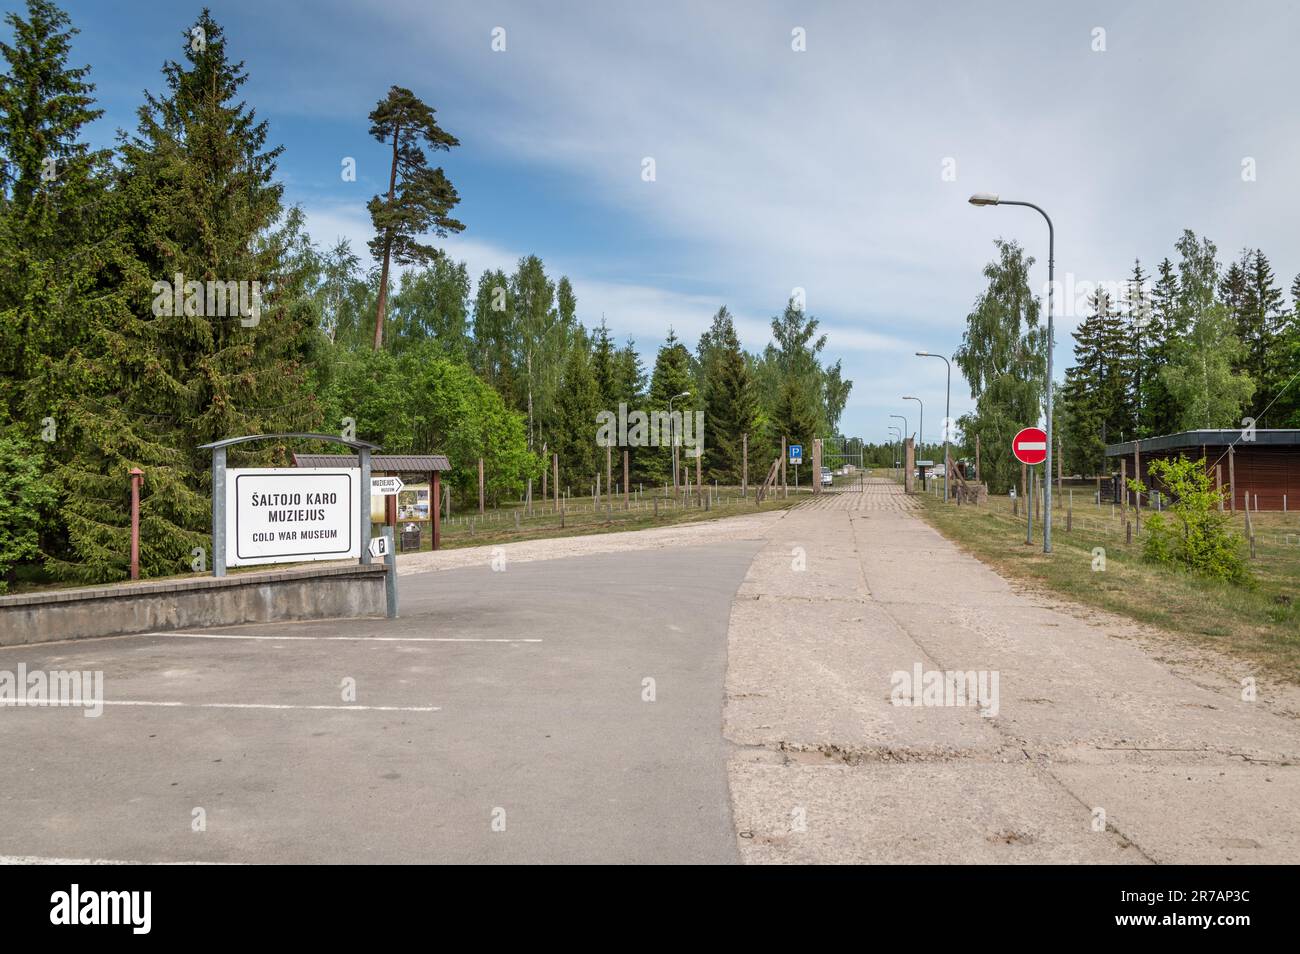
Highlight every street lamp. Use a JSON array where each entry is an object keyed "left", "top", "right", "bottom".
[
  {"left": 889, "top": 413, "right": 908, "bottom": 480},
  {"left": 668, "top": 390, "right": 690, "bottom": 496},
  {"left": 887, "top": 425, "right": 902, "bottom": 476},
  {"left": 902, "top": 396, "right": 923, "bottom": 490},
  {"left": 968, "top": 192, "right": 1055, "bottom": 553},
  {"left": 915, "top": 351, "right": 952, "bottom": 503}
]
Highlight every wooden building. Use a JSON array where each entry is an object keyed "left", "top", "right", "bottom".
[
  {"left": 293, "top": 453, "right": 451, "bottom": 549},
  {"left": 1104, "top": 429, "right": 1300, "bottom": 512}
]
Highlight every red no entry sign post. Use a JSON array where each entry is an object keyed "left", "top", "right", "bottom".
[{"left": 1012, "top": 427, "right": 1047, "bottom": 544}]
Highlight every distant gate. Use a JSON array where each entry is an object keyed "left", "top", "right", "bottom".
[{"left": 820, "top": 435, "right": 866, "bottom": 491}]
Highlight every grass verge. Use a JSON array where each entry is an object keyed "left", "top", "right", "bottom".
[{"left": 914, "top": 487, "right": 1300, "bottom": 682}]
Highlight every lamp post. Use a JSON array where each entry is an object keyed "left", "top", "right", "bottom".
[
  {"left": 890, "top": 413, "right": 908, "bottom": 482},
  {"left": 888, "top": 425, "right": 902, "bottom": 479},
  {"left": 915, "top": 351, "right": 952, "bottom": 502},
  {"left": 969, "top": 192, "right": 1054, "bottom": 552},
  {"left": 668, "top": 390, "right": 690, "bottom": 496},
  {"left": 902, "top": 396, "right": 923, "bottom": 487}
]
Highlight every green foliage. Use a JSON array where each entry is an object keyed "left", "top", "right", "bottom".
[
  {"left": 646, "top": 328, "right": 696, "bottom": 483},
  {"left": 367, "top": 84, "right": 463, "bottom": 348},
  {"left": 1160, "top": 303, "right": 1254, "bottom": 429},
  {"left": 1130, "top": 456, "right": 1252, "bottom": 586},
  {"left": 322, "top": 341, "right": 538, "bottom": 505},
  {"left": 700, "top": 307, "right": 757, "bottom": 482},
  {"left": 0, "top": 2, "right": 857, "bottom": 589},
  {"left": 955, "top": 239, "right": 1046, "bottom": 493},
  {"left": 554, "top": 327, "right": 601, "bottom": 489},
  {"left": 1060, "top": 285, "right": 1135, "bottom": 475},
  {"left": 389, "top": 257, "right": 470, "bottom": 358},
  {"left": 0, "top": 432, "right": 56, "bottom": 591}
]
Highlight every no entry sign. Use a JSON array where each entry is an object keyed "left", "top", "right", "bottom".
[{"left": 1012, "top": 427, "right": 1048, "bottom": 466}]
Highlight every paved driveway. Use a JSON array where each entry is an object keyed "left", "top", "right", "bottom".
[{"left": 0, "top": 540, "right": 762, "bottom": 864}]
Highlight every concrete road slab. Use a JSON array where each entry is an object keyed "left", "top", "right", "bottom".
[{"left": 728, "top": 758, "right": 1148, "bottom": 864}]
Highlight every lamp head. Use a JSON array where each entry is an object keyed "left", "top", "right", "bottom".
[{"left": 968, "top": 192, "right": 1000, "bottom": 206}]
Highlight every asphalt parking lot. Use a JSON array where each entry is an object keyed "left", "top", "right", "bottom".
[{"left": 0, "top": 540, "right": 763, "bottom": 864}]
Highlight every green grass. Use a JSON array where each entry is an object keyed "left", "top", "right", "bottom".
[{"left": 913, "top": 486, "right": 1300, "bottom": 682}]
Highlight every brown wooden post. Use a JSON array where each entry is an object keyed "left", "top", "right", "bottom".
[
  {"left": 623, "top": 449, "right": 629, "bottom": 510},
  {"left": 1056, "top": 437, "right": 1063, "bottom": 508},
  {"left": 431, "top": 470, "right": 441, "bottom": 550},
  {"left": 1133, "top": 439, "right": 1141, "bottom": 524},
  {"left": 553, "top": 453, "right": 560, "bottom": 513},
  {"left": 975, "top": 434, "right": 981, "bottom": 484},
  {"left": 1228, "top": 444, "right": 1236, "bottom": 513},
  {"left": 781, "top": 437, "right": 788, "bottom": 498},
  {"left": 1021, "top": 461, "right": 1028, "bottom": 511},
  {"left": 478, "top": 457, "right": 485, "bottom": 515},
  {"left": 384, "top": 479, "right": 397, "bottom": 528},
  {"left": 742, "top": 433, "right": 748, "bottom": 498},
  {"left": 129, "top": 468, "right": 143, "bottom": 580},
  {"left": 606, "top": 444, "right": 612, "bottom": 514},
  {"left": 695, "top": 451, "right": 702, "bottom": 507},
  {"left": 541, "top": 442, "right": 548, "bottom": 501},
  {"left": 1120, "top": 458, "right": 1127, "bottom": 514},
  {"left": 1215, "top": 463, "right": 1224, "bottom": 512}
]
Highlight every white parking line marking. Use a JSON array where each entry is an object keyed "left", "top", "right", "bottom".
[
  {"left": 102, "top": 701, "right": 439, "bottom": 712},
  {"left": 147, "top": 632, "right": 541, "bottom": 643}
]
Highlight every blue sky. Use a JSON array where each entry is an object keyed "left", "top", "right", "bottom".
[{"left": 14, "top": 0, "right": 1300, "bottom": 444}]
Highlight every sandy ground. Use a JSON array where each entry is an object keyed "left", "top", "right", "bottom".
[
  {"left": 724, "top": 479, "right": 1300, "bottom": 863},
  {"left": 396, "top": 509, "right": 785, "bottom": 576}
]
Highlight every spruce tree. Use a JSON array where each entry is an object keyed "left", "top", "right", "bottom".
[
  {"left": 0, "top": 0, "right": 145, "bottom": 581},
  {"left": 1242, "top": 249, "right": 1285, "bottom": 419},
  {"left": 1142, "top": 257, "right": 1181, "bottom": 435},
  {"left": 47, "top": 11, "right": 322, "bottom": 582},
  {"left": 554, "top": 326, "right": 600, "bottom": 489},
  {"left": 700, "top": 307, "right": 756, "bottom": 482},
  {"left": 647, "top": 328, "right": 696, "bottom": 483}
]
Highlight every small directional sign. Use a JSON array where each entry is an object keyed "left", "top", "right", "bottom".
[
  {"left": 1012, "top": 427, "right": 1048, "bottom": 466},
  {"left": 370, "top": 476, "right": 404, "bottom": 496},
  {"left": 368, "top": 535, "right": 391, "bottom": 559},
  {"left": 789, "top": 444, "right": 803, "bottom": 463}
]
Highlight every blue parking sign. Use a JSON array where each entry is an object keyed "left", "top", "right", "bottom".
[{"left": 789, "top": 444, "right": 803, "bottom": 462}]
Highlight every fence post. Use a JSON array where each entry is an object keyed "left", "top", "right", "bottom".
[{"left": 742, "top": 433, "right": 748, "bottom": 497}]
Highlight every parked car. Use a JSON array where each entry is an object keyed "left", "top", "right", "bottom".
[{"left": 820, "top": 467, "right": 833, "bottom": 486}]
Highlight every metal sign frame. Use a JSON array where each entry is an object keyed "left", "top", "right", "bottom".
[{"left": 198, "top": 433, "right": 381, "bottom": 578}]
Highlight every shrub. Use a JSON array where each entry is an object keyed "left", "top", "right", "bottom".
[
  {"left": 0, "top": 434, "right": 57, "bottom": 593},
  {"left": 1128, "top": 455, "right": 1252, "bottom": 586}
]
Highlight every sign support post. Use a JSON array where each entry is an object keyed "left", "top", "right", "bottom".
[
  {"left": 199, "top": 433, "right": 381, "bottom": 578},
  {"left": 1012, "top": 426, "right": 1048, "bottom": 548},
  {"left": 359, "top": 446, "right": 372, "bottom": 565},
  {"left": 382, "top": 527, "right": 397, "bottom": 618},
  {"left": 213, "top": 446, "right": 227, "bottom": 578}
]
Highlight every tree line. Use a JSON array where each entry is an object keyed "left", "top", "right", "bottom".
[
  {"left": 0, "top": 2, "right": 850, "bottom": 588},
  {"left": 954, "top": 234, "right": 1300, "bottom": 493}
]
